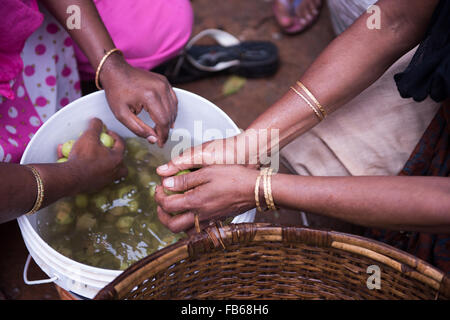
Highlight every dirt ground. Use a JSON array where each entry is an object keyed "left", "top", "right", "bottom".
[{"left": 0, "top": 0, "right": 337, "bottom": 299}]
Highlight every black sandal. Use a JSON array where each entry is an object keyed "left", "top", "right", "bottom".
[{"left": 154, "top": 29, "right": 279, "bottom": 84}]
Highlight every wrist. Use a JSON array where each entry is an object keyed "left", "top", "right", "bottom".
[
  {"left": 30, "top": 163, "right": 82, "bottom": 207},
  {"left": 57, "top": 161, "right": 87, "bottom": 196},
  {"left": 97, "top": 51, "right": 128, "bottom": 89},
  {"left": 239, "top": 129, "right": 273, "bottom": 167},
  {"left": 246, "top": 168, "right": 262, "bottom": 209}
]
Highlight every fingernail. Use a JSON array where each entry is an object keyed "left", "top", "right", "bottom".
[
  {"left": 158, "top": 164, "right": 168, "bottom": 171},
  {"left": 164, "top": 177, "right": 174, "bottom": 188},
  {"left": 147, "top": 136, "right": 157, "bottom": 143}
]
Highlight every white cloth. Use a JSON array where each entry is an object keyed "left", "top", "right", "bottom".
[
  {"left": 327, "top": 0, "right": 377, "bottom": 35},
  {"left": 281, "top": 0, "right": 440, "bottom": 178},
  {"left": 281, "top": 49, "right": 440, "bottom": 177}
]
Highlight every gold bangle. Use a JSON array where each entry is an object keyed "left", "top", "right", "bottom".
[
  {"left": 262, "top": 167, "right": 273, "bottom": 211},
  {"left": 290, "top": 86, "right": 324, "bottom": 121},
  {"left": 25, "top": 165, "right": 44, "bottom": 216},
  {"left": 95, "top": 48, "right": 123, "bottom": 91},
  {"left": 267, "top": 168, "right": 276, "bottom": 211},
  {"left": 254, "top": 174, "right": 263, "bottom": 212},
  {"left": 296, "top": 81, "right": 327, "bottom": 119}
]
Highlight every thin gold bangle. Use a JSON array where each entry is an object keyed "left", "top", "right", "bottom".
[
  {"left": 296, "top": 81, "right": 327, "bottom": 119},
  {"left": 95, "top": 48, "right": 123, "bottom": 91},
  {"left": 262, "top": 168, "right": 272, "bottom": 211},
  {"left": 267, "top": 168, "right": 276, "bottom": 211},
  {"left": 290, "top": 86, "right": 324, "bottom": 121},
  {"left": 25, "top": 165, "right": 44, "bottom": 216},
  {"left": 254, "top": 174, "right": 263, "bottom": 212}
]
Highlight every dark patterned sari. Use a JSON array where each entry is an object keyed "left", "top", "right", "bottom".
[
  {"left": 366, "top": 102, "right": 449, "bottom": 274},
  {"left": 366, "top": 0, "right": 450, "bottom": 274}
]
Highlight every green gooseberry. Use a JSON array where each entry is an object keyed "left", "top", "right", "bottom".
[
  {"left": 117, "top": 184, "right": 138, "bottom": 200},
  {"left": 119, "top": 261, "right": 130, "bottom": 270},
  {"left": 134, "top": 149, "right": 150, "bottom": 161},
  {"left": 53, "top": 200, "right": 71, "bottom": 214},
  {"left": 55, "top": 210, "right": 74, "bottom": 225},
  {"left": 128, "top": 200, "right": 139, "bottom": 213},
  {"left": 75, "top": 193, "right": 89, "bottom": 209},
  {"left": 76, "top": 213, "right": 97, "bottom": 231},
  {"left": 147, "top": 154, "right": 167, "bottom": 167},
  {"left": 92, "top": 194, "right": 110, "bottom": 212},
  {"left": 149, "top": 183, "right": 157, "bottom": 198},
  {"left": 61, "top": 140, "right": 75, "bottom": 158},
  {"left": 148, "top": 222, "right": 163, "bottom": 235},
  {"left": 176, "top": 170, "right": 191, "bottom": 176},
  {"left": 163, "top": 169, "right": 191, "bottom": 196},
  {"left": 138, "top": 172, "right": 159, "bottom": 188},
  {"left": 125, "top": 138, "right": 142, "bottom": 155},
  {"left": 126, "top": 165, "right": 137, "bottom": 180},
  {"left": 116, "top": 216, "right": 134, "bottom": 233},
  {"left": 109, "top": 206, "right": 128, "bottom": 216},
  {"left": 100, "top": 132, "right": 114, "bottom": 148}
]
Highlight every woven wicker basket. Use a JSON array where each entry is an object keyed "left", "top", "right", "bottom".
[{"left": 94, "top": 223, "right": 449, "bottom": 300}]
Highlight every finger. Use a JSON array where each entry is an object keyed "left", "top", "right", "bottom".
[
  {"left": 154, "top": 185, "right": 193, "bottom": 214},
  {"left": 157, "top": 146, "right": 203, "bottom": 176},
  {"left": 153, "top": 123, "right": 169, "bottom": 148},
  {"left": 82, "top": 118, "right": 103, "bottom": 142},
  {"left": 106, "top": 130, "right": 125, "bottom": 155},
  {"left": 115, "top": 106, "right": 158, "bottom": 143},
  {"left": 157, "top": 206, "right": 195, "bottom": 234},
  {"left": 159, "top": 92, "right": 175, "bottom": 136},
  {"left": 142, "top": 102, "right": 170, "bottom": 147},
  {"left": 168, "top": 87, "right": 178, "bottom": 128},
  {"left": 161, "top": 169, "right": 207, "bottom": 193},
  {"left": 158, "top": 85, "right": 175, "bottom": 129}
]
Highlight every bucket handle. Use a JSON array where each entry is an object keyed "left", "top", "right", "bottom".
[{"left": 23, "top": 254, "right": 58, "bottom": 285}]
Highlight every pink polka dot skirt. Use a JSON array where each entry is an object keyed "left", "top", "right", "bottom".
[{"left": 0, "top": 9, "right": 81, "bottom": 163}]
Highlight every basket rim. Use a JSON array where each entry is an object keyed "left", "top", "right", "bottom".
[{"left": 94, "top": 223, "right": 449, "bottom": 300}]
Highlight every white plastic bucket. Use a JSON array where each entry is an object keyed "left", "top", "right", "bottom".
[{"left": 17, "top": 89, "right": 255, "bottom": 299}]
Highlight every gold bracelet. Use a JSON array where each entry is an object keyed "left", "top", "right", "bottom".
[
  {"left": 266, "top": 168, "right": 276, "bottom": 211},
  {"left": 290, "top": 86, "right": 324, "bottom": 121},
  {"left": 25, "top": 165, "right": 45, "bottom": 216},
  {"left": 95, "top": 48, "right": 123, "bottom": 91},
  {"left": 296, "top": 81, "right": 327, "bottom": 119},
  {"left": 254, "top": 173, "right": 263, "bottom": 212},
  {"left": 262, "top": 167, "right": 273, "bottom": 211}
]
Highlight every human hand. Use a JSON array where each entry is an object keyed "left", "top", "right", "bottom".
[
  {"left": 65, "top": 118, "right": 127, "bottom": 194},
  {"left": 156, "top": 133, "right": 260, "bottom": 178},
  {"left": 100, "top": 54, "right": 177, "bottom": 147},
  {"left": 154, "top": 165, "right": 259, "bottom": 233}
]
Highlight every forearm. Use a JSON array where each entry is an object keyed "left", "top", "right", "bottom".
[
  {"left": 245, "top": 0, "right": 439, "bottom": 151},
  {"left": 0, "top": 163, "right": 82, "bottom": 223},
  {"left": 39, "top": 0, "right": 125, "bottom": 84},
  {"left": 271, "top": 174, "right": 450, "bottom": 233},
  {"left": 39, "top": 0, "right": 114, "bottom": 67}
]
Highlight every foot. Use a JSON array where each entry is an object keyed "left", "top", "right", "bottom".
[{"left": 273, "top": 0, "right": 322, "bottom": 35}]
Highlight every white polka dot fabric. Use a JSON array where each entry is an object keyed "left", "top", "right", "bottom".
[{"left": 0, "top": 8, "right": 81, "bottom": 163}]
